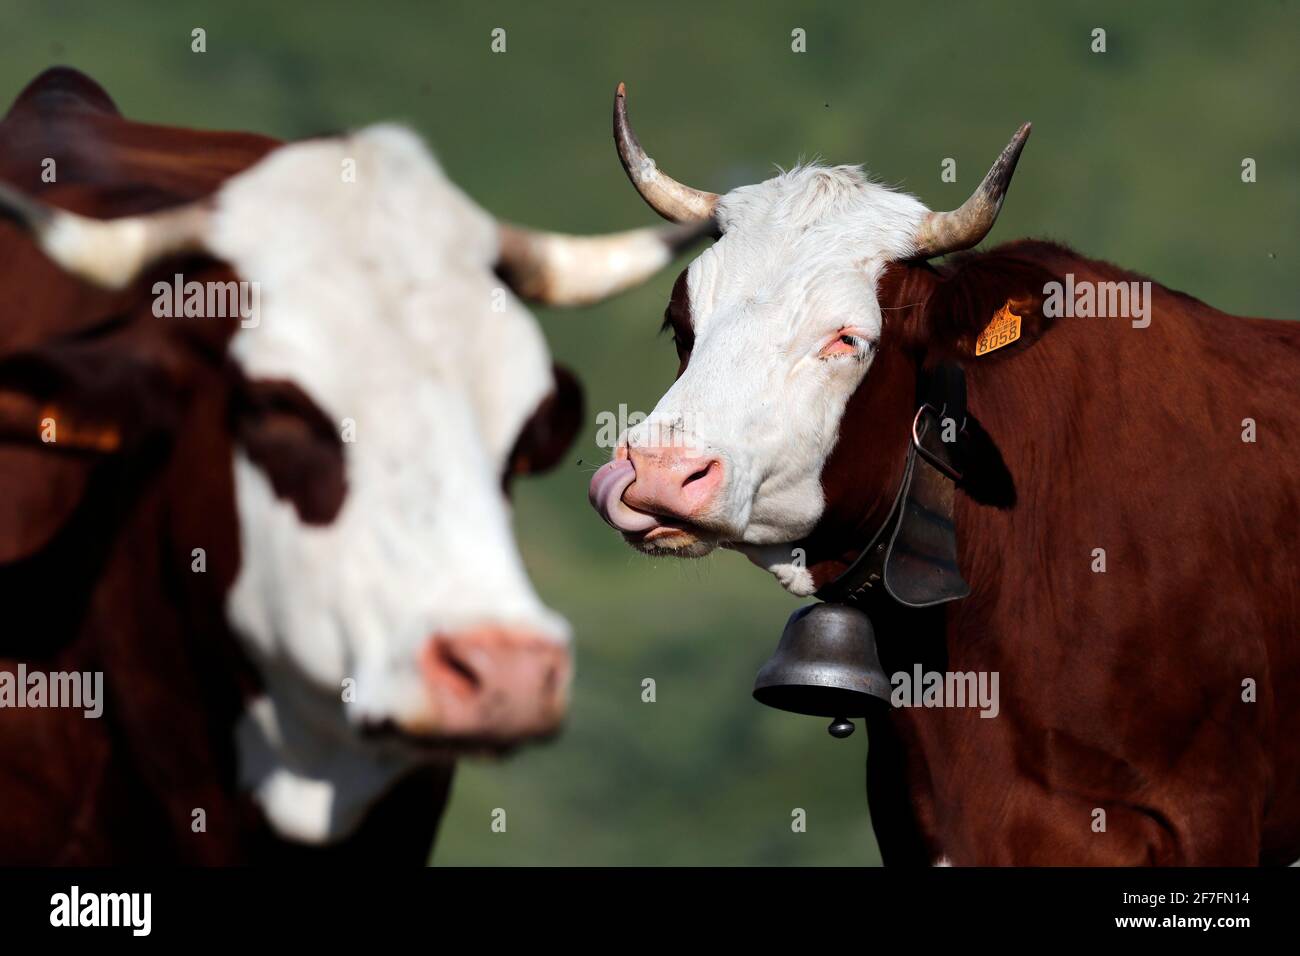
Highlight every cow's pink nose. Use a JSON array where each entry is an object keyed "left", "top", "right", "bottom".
[
  {"left": 622, "top": 445, "right": 724, "bottom": 521},
  {"left": 416, "top": 627, "right": 570, "bottom": 742}
]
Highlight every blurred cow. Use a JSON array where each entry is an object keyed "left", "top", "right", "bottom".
[{"left": 0, "top": 68, "right": 698, "bottom": 862}]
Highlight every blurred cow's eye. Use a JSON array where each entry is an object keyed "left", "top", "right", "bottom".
[{"left": 233, "top": 377, "right": 347, "bottom": 524}]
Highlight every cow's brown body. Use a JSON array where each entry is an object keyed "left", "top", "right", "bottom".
[
  {"left": 0, "top": 68, "right": 451, "bottom": 863},
  {"left": 803, "top": 241, "right": 1300, "bottom": 864}
]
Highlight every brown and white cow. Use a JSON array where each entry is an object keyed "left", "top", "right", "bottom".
[
  {"left": 591, "top": 85, "right": 1300, "bottom": 865},
  {"left": 0, "top": 68, "right": 697, "bottom": 863}
]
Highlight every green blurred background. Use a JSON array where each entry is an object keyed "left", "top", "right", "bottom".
[{"left": 2, "top": 0, "right": 1294, "bottom": 865}]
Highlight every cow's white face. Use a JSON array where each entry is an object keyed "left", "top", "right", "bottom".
[
  {"left": 605, "top": 166, "right": 927, "bottom": 587},
  {"left": 204, "top": 127, "right": 572, "bottom": 842}
]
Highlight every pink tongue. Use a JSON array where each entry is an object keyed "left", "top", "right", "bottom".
[{"left": 588, "top": 459, "right": 660, "bottom": 533}]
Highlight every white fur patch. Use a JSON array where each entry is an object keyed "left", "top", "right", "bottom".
[
  {"left": 730, "top": 543, "right": 819, "bottom": 596},
  {"left": 203, "top": 126, "right": 568, "bottom": 842}
]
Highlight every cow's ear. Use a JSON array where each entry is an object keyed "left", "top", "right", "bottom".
[
  {"left": 231, "top": 376, "right": 347, "bottom": 525},
  {"left": 504, "top": 363, "right": 584, "bottom": 488},
  {"left": 0, "top": 339, "right": 186, "bottom": 450},
  {"left": 0, "top": 335, "right": 188, "bottom": 563},
  {"left": 919, "top": 255, "right": 1057, "bottom": 362}
]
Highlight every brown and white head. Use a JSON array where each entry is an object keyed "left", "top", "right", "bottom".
[
  {"left": 589, "top": 85, "right": 1028, "bottom": 593},
  {"left": 1, "top": 120, "right": 700, "bottom": 842}
]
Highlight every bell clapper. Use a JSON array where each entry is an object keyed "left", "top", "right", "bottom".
[{"left": 828, "top": 717, "right": 855, "bottom": 738}]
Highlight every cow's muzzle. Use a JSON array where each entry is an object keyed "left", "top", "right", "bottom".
[
  {"left": 588, "top": 448, "right": 726, "bottom": 556},
  {"left": 379, "top": 627, "right": 571, "bottom": 748}
]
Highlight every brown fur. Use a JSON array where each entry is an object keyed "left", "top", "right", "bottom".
[{"left": 813, "top": 241, "right": 1300, "bottom": 864}]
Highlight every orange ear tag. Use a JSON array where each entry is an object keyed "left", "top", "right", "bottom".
[{"left": 974, "top": 301, "right": 1022, "bottom": 356}]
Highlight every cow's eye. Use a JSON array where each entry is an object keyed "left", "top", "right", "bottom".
[
  {"left": 670, "top": 331, "right": 694, "bottom": 365},
  {"left": 819, "top": 330, "right": 871, "bottom": 359},
  {"left": 233, "top": 378, "right": 347, "bottom": 525}
]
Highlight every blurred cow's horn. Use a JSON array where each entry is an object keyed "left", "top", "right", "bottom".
[
  {"left": 0, "top": 181, "right": 210, "bottom": 290},
  {"left": 496, "top": 220, "right": 709, "bottom": 307},
  {"left": 613, "top": 82, "right": 719, "bottom": 224},
  {"left": 911, "top": 123, "right": 1031, "bottom": 260}
]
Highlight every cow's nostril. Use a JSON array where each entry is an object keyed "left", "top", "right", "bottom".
[
  {"left": 681, "top": 460, "right": 722, "bottom": 489},
  {"left": 683, "top": 460, "right": 718, "bottom": 487},
  {"left": 431, "top": 641, "right": 481, "bottom": 695},
  {"left": 414, "top": 630, "right": 572, "bottom": 742}
]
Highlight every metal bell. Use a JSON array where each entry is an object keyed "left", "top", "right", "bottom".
[{"left": 753, "top": 603, "right": 891, "bottom": 737}]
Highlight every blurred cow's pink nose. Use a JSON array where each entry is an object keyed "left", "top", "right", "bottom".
[
  {"left": 622, "top": 445, "right": 724, "bottom": 521},
  {"left": 417, "top": 627, "right": 570, "bottom": 742}
]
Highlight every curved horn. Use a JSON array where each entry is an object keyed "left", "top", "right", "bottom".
[
  {"left": 911, "top": 123, "right": 1031, "bottom": 260},
  {"left": 613, "top": 82, "right": 719, "bottom": 224},
  {"left": 0, "top": 180, "right": 209, "bottom": 290},
  {"left": 497, "top": 220, "right": 710, "bottom": 307}
]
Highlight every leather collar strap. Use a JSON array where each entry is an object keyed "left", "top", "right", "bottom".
[{"left": 814, "top": 365, "right": 972, "bottom": 608}]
